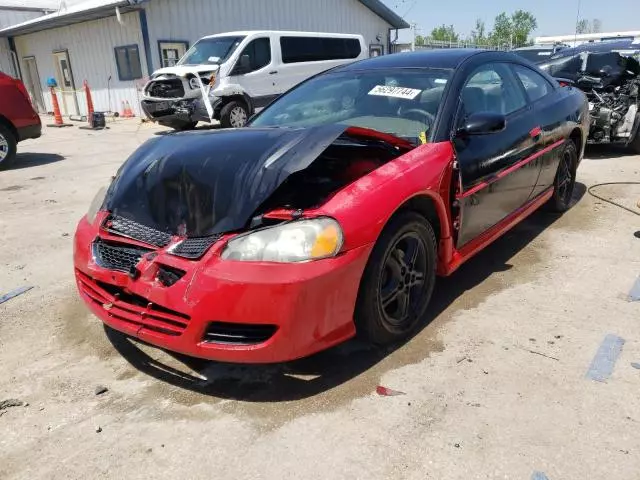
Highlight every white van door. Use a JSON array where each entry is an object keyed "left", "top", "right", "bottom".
[{"left": 229, "top": 36, "right": 279, "bottom": 109}]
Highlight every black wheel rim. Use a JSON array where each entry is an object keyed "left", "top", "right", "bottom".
[
  {"left": 557, "top": 150, "right": 574, "bottom": 204},
  {"left": 378, "top": 232, "right": 428, "bottom": 328}
]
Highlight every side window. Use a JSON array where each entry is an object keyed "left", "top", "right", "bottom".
[
  {"left": 512, "top": 64, "right": 553, "bottom": 102},
  {"left": 236, "top": 37, "right": 271, "bottom": 73},
  {"left": 460, "top": 63, "right": 527, "bottom": 119},
  {"left": 280, "top": 37, "right": 361, "bottom": 64},
  {"left": 114, "top": 45, "right": 143, "bottom": 81}
]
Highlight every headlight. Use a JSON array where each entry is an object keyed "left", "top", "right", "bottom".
[
  {"left": 86, "top": 185, "right": 108, "bottom": 224},
  {"left": 221, "top": 218, "right": 344, "bottom": 263}
]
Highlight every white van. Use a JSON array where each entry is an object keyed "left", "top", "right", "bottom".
[{"left": 140, "top": 30, "right": 368, "bottom": 130}]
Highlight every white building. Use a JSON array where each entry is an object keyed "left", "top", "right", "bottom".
[
  {"left": 0, "top": 1, "right": 56, "bottom": 76},
  {"left": 0, "top": 0, "right": 407, "bottom": 117},
  {"left": 535, "top": 30, "right": 640, "bottom": 48}
]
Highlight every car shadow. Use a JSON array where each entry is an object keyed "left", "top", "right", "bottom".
[
  {"left": 584, "top": 144, "right": 636, "bottom": 160},
  {"left": 7, "top": 152, "right": 65, "bottom": 170},
  {"left": 153, "top": 124, "right": 221, "bottom": 136},
  {"left": 106, "top": 183, "right": 587, "bottom": 402}
]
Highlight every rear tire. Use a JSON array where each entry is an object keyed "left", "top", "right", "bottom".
[
  {"left": 629, "top": 115, "right": 640, "bottom": 154},
  {"left": 0, "top": 123, "right": 17, "bottom": 171},
  {"left": 354, "top": 212, "right": 437, "bottom": 346},
  {"left": 220, "top": 100, "right": 249, "bottom": 128},
  {"left": 547, "top": 140, "right": 577, "bottom": 213}
]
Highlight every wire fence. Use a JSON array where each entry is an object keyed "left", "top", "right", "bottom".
[{"left": 392, "top": 39, "right": 528, "bottom": 53}]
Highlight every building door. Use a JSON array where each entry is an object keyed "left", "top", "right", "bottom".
[
  {"left": 53, "top": 50, "right": 79, "bottom": 115},
  {"left": 159, "top": 41, "right": 188, "bottom": 67},
  {"left": 22, "top": 56, "right": 45, "bottom": 113}
]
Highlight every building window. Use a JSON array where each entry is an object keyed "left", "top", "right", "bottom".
[
  {"left": 114, "top": 45, "right": 143, "bottom": 81},
  {"left": 280, "top": 37, "right": 361, "bottom": 64},
  {"left": 158, "top": 41, "right": 189, "bottom": 68}
]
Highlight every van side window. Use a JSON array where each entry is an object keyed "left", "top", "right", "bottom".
[
  {"left": 280, "top": 37, "right": 361, "bottom": 63},
  {"left": 237, "top": 37, "right": 271, "bottom": 73}
]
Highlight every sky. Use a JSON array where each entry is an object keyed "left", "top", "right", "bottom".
[{"left": 383, "top": 0, "right": 640, "bottom": 42}]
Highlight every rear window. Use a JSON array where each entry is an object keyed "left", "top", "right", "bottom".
[{"left": 280, "top": 37, "right": 361, "bottom": 63}]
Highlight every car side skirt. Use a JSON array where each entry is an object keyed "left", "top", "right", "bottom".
[{"left": 442, "top": 186, "right": 554, "bottom": 275}]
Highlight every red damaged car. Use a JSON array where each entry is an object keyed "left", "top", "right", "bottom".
[{"left": 74, "top": 50, "right": 589, "bottom": 363}]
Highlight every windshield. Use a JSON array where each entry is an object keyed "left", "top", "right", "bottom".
[
  {"left": 177, "top": 36, "right": 245, "bottom": 66},
  {"left": 250, "top": 69, "right": 452, "bottom": 144}
]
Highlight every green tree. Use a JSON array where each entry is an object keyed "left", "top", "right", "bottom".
[
  {"left": 415, "top": 34, "right": 425, "bottom": 46},
  {"left": 471, "top": 18, "right": 487, "bottom": 44},
  {"left": 511, "top": 10, "right": 537, "bottom": 47},
  {"left": 576, "top": 19, "right": 590, "bottom": 34},
  {"left": 592, "top": 18, "right": 602, "bottom": 33},
  {"left": 489, "top": 12, "right": 512, "bottom": 46},
  {"left": 430, "top": 24, "right": 459, "bottom": 43}
]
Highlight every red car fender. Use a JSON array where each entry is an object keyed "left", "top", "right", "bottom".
[{"left": 311, "top": 141, "right": 456, "bottom": 270}]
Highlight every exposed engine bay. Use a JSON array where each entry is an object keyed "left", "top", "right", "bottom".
[
  {"left": 540, "top": 48, "right": 640, "bottom": 146},
  {"left": 101, "top": 125, "right": 408, "bottom": 241}
]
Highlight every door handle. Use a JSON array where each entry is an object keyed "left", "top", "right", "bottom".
[
  {"left": 269, "top": 70, "right": 278, "bottom": 75},
  {"left": 529, "top": 126, "right": 542, "bottom": 139}
]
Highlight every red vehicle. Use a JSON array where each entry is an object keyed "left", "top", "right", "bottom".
[
  {"left": 74, "top": 50, "right": 589, "bottom": 363},
  {"left": 0, "top": 72, "right": 42, "bottom": 170}
]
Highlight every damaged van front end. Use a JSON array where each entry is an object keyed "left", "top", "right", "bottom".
[{"left": 73, "top": 125, "right": 412, "bottom": 363}]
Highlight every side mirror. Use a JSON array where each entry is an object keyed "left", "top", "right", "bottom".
[{"left": 457, "top": 111, "right": 506, "bottom": 136}]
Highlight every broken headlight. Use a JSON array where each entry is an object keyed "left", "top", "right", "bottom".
[
  {"left": 221, "top": 218, "right": 344, "bottom": 263},
  {"left": 86, "top": 185, "right": 108, "bottom": 225}
]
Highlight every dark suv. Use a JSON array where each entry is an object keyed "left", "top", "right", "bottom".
[{"left": 0, "top": 72, "right": 42, "bottom": 170}]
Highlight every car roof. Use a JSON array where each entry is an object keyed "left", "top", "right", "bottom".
[
  {"left": 335, "top": 49, "right": 522, "bottom": 72},
  {"left": 200, "top": 31, "right": 364, "bottom": 40},
  {"left": 551, "top": 39, "right": 640, "bottom": 57}
]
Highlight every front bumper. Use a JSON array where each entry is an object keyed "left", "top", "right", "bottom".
[
  {"left": 73, "top": 215, "right": 372, "bottom": 363},
  {"left": 17, "top": 121, "right": 42, "bottom": 142},
  {"left": 141, "top": 97, "right": 221, "bottom": 125}
]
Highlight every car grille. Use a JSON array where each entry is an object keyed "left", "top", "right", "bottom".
[
  {"left": 147, "top": 78, "right": 185, "bottom": 98},
  {"left": 76, "top": 270, "right": 190, "bottom": 337},
  {"left": 93, "top": 239, "right": 152, "bottom": 273},
  {"left": 103, "top": 215, "right": 172, "bottom": 247},
  {"left": 171, "top": 235, "right": 222, "bottom": 259},
  {"left": 203, "top": 322, "right": 278, "bottom": 345}
]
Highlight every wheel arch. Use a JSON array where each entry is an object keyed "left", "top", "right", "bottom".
[
  {"left": 0, "top": 114, "right": 18, "bottom": 139},
  {"left": 215, "top": 93, "right": 254, "bottom": 117}
]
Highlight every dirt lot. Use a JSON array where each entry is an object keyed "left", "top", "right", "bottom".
[{"left": 1, "top": 118, "right": 640, "bottom": 479}]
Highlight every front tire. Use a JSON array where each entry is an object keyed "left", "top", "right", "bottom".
[
  {"left": 0, "top": 123, "right": 17, "bottom": 171},
  {"left": 547, "top": 141, "right": 577, "bottom": 213},
  {"left": 220, "top": 100, "right": 249, "bottom": 128},
  {"left": 355, "top": 212, "right": 437, "bottom": 346},
  {"left": 629, "top": 115, "right": 640, "bottom": 154}
]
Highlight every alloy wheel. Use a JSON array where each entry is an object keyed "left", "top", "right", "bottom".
[
  {"left": 230, "top": 106, "right": 247, "bottom": 128},
  {"left": 378, "top": 232, "right": 428, "bottom": 328},
  {"left": 0, "top": 132, "right": 8, "bottom": 163},
  {"left": 557, "top": 150, "right": 575, "bottom": 205}
]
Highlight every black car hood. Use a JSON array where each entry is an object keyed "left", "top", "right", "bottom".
[{"left": 104, "top": 125, "right": 348, "bottom": 237}]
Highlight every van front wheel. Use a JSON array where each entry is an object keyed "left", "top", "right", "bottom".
[{"left": 220, "top": 100, "right": 249, "bottom": 128}]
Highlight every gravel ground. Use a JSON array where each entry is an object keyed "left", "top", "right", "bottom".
[{"left": 1, "top": 118, "right": 639, "bottom": 479}]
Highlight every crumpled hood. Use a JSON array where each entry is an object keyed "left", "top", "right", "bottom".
[
  {"left": 103, "top": 125, "right": 348, "bottom": 237},
  {"left": 151, "top": 64, "right": 219, "bottom": 79}
]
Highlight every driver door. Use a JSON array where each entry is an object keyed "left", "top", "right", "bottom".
[
  {"left": 453, "top": 62, "right": 541, "bottom": 247},
  {"left": 230, "top": 36, "right": 278, "bottom": 109}
]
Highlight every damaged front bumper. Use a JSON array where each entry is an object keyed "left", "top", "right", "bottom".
[
  {"left": 73, "top": 214, "right": 371, "bottom": 363},
  {"left": 141, "top": 97, "right": 222, "bottom": 125}
]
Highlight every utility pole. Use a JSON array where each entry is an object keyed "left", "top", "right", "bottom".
[{"left": 411, "top": 22, "right": 417, "bottom": 51}]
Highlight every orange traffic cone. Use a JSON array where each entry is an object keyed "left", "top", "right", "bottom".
[
  {"left": 46, "top": 86, "right": 72, "bottom": 127},
  {"left": 84, "top": 80, "right": 94, "bottom": 118},
  {"left": 121, "top": 100, "right": 135, "bottom": 118}
]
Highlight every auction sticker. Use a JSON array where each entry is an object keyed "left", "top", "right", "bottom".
[{"left": 368, "top": 85, "right": 422, "bottom": 100}]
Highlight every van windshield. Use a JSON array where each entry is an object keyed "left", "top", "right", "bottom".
[
  {"left": 178, "top": 36, "right": 245, "bottom": 66},
  {"left": 250, "top": 69, "right": 452, "bottom": 145}
]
